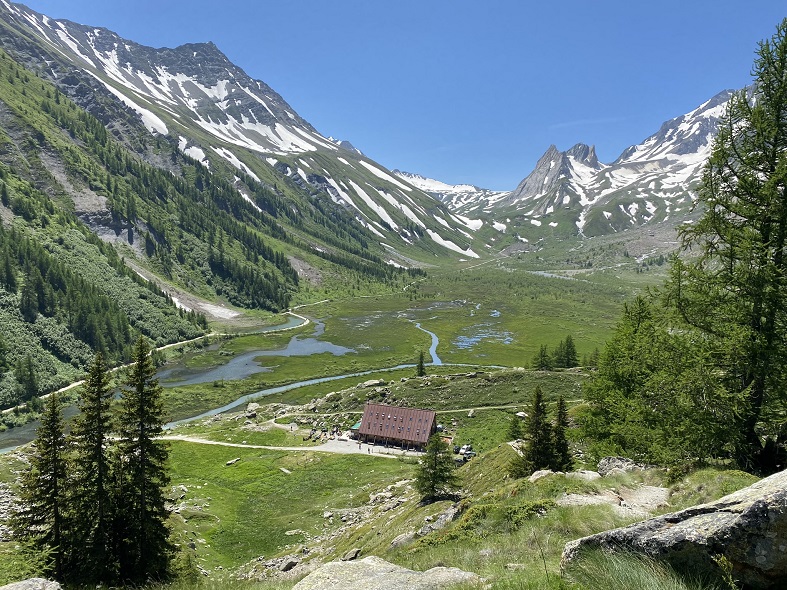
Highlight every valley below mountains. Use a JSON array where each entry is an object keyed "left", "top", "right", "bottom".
[{"left": 0, "top": 1, "right": 781, "bottom": 590}]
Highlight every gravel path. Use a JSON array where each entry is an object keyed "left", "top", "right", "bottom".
[{"left": 161, "top": 434, "right": 422, "bottom": 458}]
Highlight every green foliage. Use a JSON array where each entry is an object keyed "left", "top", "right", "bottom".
[
  {"left": 552, "top": 396, "right": 572, "bottom": 472},
  {"left": 0, "top": 542, "right": 50, "bottom": 586},
  {"left": 503, "top": 499, "right": 557, "bottom": 528},
  {"left": 507, "top": 415, "right": 524, "bottom": 441},
  {"left": 14, "top": 354, "right": 37, "bottom": 402},
  {"left": 668, "top": 468, "right": 760, "bottom": 510},
  {"left": 532, "top": 344, "right": 553, "bottom": 370},
  {"left": 11, "top": 393, "right": 68, "bottom": 578},
  {"left": 115, "top": 337, "right": 174, "bottom": 582},
  {"left": 660, "top": 19, "right": 787, "bottom": 473},
  {"left": 415, "top": 433, "right": 460, "bottom": 502},
  {"left": 0, "top": 335, "right": 7, "bottom": 374},
  {"left": 0, "top": 220, "right": 205, "bottom": 407},
  {"left": 68, "top": 353, "right": 115, "bottom": 583},
  {"left": 414, "top": 499, "right": 555, "bottom": 548},
  {"left": 510, "top": 386, "right": 554, "bottom": 476},
  {"left": 416, "top": 350, "right": 426, "bottom": 377},
  {"left": 12, "top": 344, "right": 175, "bottom": 585},
  {"left": 579, "top": 296, "right": 740, "bottom": 467},
  {"left": 551, "top": 335, "right": 579, "bottom": 368}
]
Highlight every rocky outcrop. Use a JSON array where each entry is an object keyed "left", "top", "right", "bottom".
[
  {"left": 417, "top": 504, "right": 461, "bottom": 536},
  {"left": 291, "top": 556, "right": 480, "bottom": 590},
  {"left": 562, "top": 469, "right": 787, "bottom": 589},
  {"left": 390, "top": 531, "right": 416, "bottom": 548},
  {"left": 0, "top": 580, "right": 61, "bottom": 590},
  {"left": 597, "top": 456, "right": 644, "bottom": 477}
]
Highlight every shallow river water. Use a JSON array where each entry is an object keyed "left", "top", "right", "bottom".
[{"left": 0, "top": 317, "right": 444, "bottom": 451}]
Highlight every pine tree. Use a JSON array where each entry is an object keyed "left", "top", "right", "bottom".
[
  {"left": 552, "top": 396, "right": 573, "bottom": 471},
  {"left": 663, "top": 19, "right": 787, "bottom": 472},
  {"left": 1, "top": 248, "right": 16, "bottom": 293},
  {"left": 507, "top": 415, "right": 524, "bottom": 440},
  {"left": 532, "top": 344, "right": 553, "bottom": 370},
  {"left": 12, "top": 393, "right": 69, "bottom": 579},
  {"left": 115, "top": 337, "right": 172, "bottom": 583},
  {"left": 69, "top": 353, "right": 115, "bottom": 583},
  {"left": 552, "top": 340, "right": 567, "bottom": 368},
  {"left": 563, "top": 335, "right": 579, "bottom": 368},
  {"left": 415, "top": 433, "right": 459, "bottom": 502},
  {"left": 510, "top": 386, "right": 554, "bottom": 477},
  {"left": 416, "top": 350, "right": 426, "bottom": 377},
  {"left": 19, "top": 275, "right": 38, "bottom": 322}
]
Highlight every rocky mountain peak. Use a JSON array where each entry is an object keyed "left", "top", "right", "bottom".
[
  {"left": 501, "top": 142, "right": 603, "bottom": 212},
  {"left": 566, "top": 143, "right": 599, "bottom": 168}
]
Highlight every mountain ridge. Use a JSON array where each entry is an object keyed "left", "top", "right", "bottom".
[
  {"left": 0, "top": 0, "right": 482, "bottom": 262},
  {"left": 426, "top": 89, "right": 734, "bottom": 240}
]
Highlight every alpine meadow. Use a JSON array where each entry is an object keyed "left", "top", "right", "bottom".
[{"left": 0, "top": 2, "right": 785, "bottom": 589}]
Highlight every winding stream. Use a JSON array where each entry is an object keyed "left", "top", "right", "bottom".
[
  {"left": 0, "top": 317, "right": 447, "bottom": 452},
  {"left": 414, "top": 322, "right": 442, "bottom": 365},
  {"left": 166, "top": 321, "right": 444, "bottom": 427}
]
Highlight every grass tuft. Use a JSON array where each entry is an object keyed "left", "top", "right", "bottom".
[{"left": 565, "top": 550, "right": 724, "bottom": 590}]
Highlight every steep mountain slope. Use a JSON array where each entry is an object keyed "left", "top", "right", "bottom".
[
  {"left": 460, "top": 90, "right": 734, "bottom": 239},
  {"left": 0, "top": 48, "right": 212, "bottom": 408},
  {"left": 0, "top": 0, "right": 480, "bottom": 263}
]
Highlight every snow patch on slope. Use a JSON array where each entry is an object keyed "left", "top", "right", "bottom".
[
  {"left": 87, "top": 72, "right": 168, "bottom": 134},
  {"left": 212, "top": 146, "right": 260, "bottom": 182},
  {"left": 426, "top": 230, "right": 479, "bottom": 259},
  {"left": 358, "top": 161, "right": 413, "bottom": 191}
]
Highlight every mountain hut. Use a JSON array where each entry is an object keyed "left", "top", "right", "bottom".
[{"left": 357, "top": 402, "right": 436, "bottom": 451}]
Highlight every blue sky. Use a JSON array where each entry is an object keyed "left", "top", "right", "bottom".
[{"left": 16, "top": 0, "right": 787, "bottom": 189}]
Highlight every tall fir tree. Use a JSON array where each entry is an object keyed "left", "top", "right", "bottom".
[
  {"left": 416, "top": 350, "right": 426, "bottom": 377},
  {"left": 532, "top": 344, "right": 553, "bottom": 370},
  {"left": 563, "top": 335, "right": 579, "bottom": 368},
  {"left": 115, "top": 337, "right": 172, "bottom": 583},
  {"left": 1, "top": 247, "right": 16, "bottom": 293},
  {"left": 69, "top": 353, "right": 116, "bottom": 583},
  {"left": 15, "top": 355, "right": 37, "bottom": 402},
  {"left": 0, "top": 334, "right": 7, "bottom": 374},
  {"left": 552, "top": 340, "right": 567, "bottom": 368},
  {"left": 510, "top": 386, "right": 554, "bottom": 476},
  {"left": 552, "top": 396, "right": 573, "bottom": 471},
  {"left": 415, "top": 433, "right": 460, "bottom": 502},
  {"left": 12, "top": 393, "right": 69, "bottom": 580},
  {"left": 663, "top": 18, "right": 787, "bottom": 472}
]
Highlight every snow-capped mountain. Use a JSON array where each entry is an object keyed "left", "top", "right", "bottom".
[
  {"left": 0, "top": 0, "right": 480, "bottom": 260},
  {"left": 393, "top": 170, "right": 509, "bottom": 211},
  {"left": 461, "top": 90, "right": 734, "bottom": 238},
  {"left": 502, "top": 143, "right": 604, "bottom": 216}
]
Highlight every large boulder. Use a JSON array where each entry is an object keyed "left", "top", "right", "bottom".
[
  {"left": 0, "top": 581, "right": 61, "bottom": 590},
  {"left": 562, "top": 469, "right": 787, "bottom": 589},
  {"left": 291, "top": 555, "right": 480, "bottom": 590}
]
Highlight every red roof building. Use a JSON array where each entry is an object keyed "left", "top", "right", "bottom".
[{"left": 357, "top": 402, "right": 436, "bottom": 449}]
